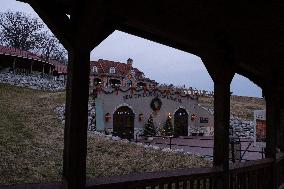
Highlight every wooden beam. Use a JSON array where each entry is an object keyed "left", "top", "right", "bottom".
[
  {"left": 68, "top": 0, "right": 116, "bottom": 50},
  {"left": 61, "top": 3, "right": 115, "bottom": 188},
  {"left": 280, "top": 98, "right": 284, "bottom": 152},
  {"left": 27, "top": 0, "right": 72, "bottom": 50},
  {"left": 203, "top": 51, "right": 235, "bottom": 189},
  {"left": 212, "top": 80, "right": 231, "bottom": 189},
  {"left": 263, "top": 76, "right": 280, "bottom": 159},
  {"left": 63, "top": 46, "right": 91, "bottom": 189}
]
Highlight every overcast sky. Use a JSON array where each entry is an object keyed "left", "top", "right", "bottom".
[{"left": 0, "top": 0, "right": 262, "bottom": 97}]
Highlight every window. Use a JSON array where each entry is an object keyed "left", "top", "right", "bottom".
[
  {"left": 109, "top": 67, "right": 115, "bottom": 74},
  {"left": 92, "top": 66, "right": 98, "bottom": 73},
  {"left": 130, "top": 69, "right": 135, "bottom": 76}
]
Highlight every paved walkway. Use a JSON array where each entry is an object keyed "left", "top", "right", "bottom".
[{"left": 139, "top": 136, "right": 265, "bottom": 161}]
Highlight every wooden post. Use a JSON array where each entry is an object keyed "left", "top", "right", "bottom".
[
  {"left": 213, "top": 80, "right": 231, "bottom": 189},
  {"left": 42, "top": 65, "right": 45, "bottom": 78},
  {"left": 63, "top": 46, "right": 90, "bottom": 189},
  {"left": 30, "top": 62, "right": 33, "bottom": 75},
  {"left": 278, "top": 98, "right": 284, "bottom": 152},
  {"left": 264, "top": 85, "right": 281, "bottom": 189},
  {"left": 13, "top": 58, "right": 16, "bottom": 74},
  {"left": 266, "top": 92, "right": 280, "bottom": 159}
]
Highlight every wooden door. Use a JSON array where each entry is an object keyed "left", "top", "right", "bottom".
[
  {"left": 174, "top": 108, "right": 188, "bottom": 136},
  {"left": 113, "top": 106, "right": 134, "bottom": 140}
]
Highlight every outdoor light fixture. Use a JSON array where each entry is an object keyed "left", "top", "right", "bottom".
[
  {"left": 105, "top": 113, "right": 111, "bottom": 122},
  {"left": 139, "top": 113, "right": 144, "bottom": 121},
  {"left": 168, "top": 113, "right": 172, "bottom": 119},
  {"left": 191, "top": 114, "right": 197, "bottom": 121}
]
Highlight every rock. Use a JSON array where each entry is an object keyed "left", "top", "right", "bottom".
[
  {"left": 161, "top": 148, "right": 172, "bottom": 153},
  {"left": 0, "top": 72, "right": 65, "bottom": 91},
  {"left": 111, "top": 136, "right": 121, "bottom": 141}
]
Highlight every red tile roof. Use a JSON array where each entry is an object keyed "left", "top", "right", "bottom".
[
  {"left": 49, "top": 59, "right": 68, "bottom": 74},
  {"left": 0, "top": 45, "right": 47, "bottom": 63},
  {"left": 0, "top": 45, "right": 68, "bottom": 74},
  {"left": 90, "top": 59, "right": 144, "bottom": 78},
  {"left": 0, "top": 46, "right": 153, "bottom": 79}
]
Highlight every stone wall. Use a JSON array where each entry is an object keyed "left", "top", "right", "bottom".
[{"left": 0, "top": 72, "right": 65, "bottom": 91}]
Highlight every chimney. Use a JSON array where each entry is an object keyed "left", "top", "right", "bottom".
[{"left": 127, "top": 58, "right": 133, "bottom": 67}]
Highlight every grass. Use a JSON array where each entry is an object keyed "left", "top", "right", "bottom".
[
  {"left": 0, "top": 84, "right": 65, "bottom": 184},
  {"left": 0, "top": 84, "right": 210, "bottom": 185},
  {"left": 198, "top": 95, "right": 266, "bottom": 120}
]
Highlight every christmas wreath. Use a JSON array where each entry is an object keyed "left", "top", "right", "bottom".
[{"left": 150, "top": 97, "right": 162, "bottom": 111}]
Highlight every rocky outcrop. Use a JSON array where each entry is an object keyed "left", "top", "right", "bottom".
[
  {"left": 54, "top": 99, "right": 96, "bottom": 131},
  {"left": 230, "top": 116, "right": 254, "bottom": 139},
  {"left": 0, "top": 72, "right": 65, "bottom": 91}
]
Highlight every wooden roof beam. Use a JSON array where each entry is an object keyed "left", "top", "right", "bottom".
[{"left": 23, "top": 0, "right": 72, "bottom": 50}]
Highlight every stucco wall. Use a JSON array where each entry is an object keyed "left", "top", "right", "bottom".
[{"left": 94, "top": 87, "right": 213, "bottom": 136}]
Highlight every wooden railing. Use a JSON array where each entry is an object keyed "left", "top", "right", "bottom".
[
  {"left": 276, "top": 153, "right": 284, "bottom": 187},
  {"left": 1, "top": 156, "right": 283, "bottom": 189},
  {"left": 87, "top": 158, "right": 280, "bottom": 189},
  {"left": 229, "top": 158, "right": 274, "bottom": 189},
  {"left": 87, "top": 167, "right": 223, "bottom": 189}
]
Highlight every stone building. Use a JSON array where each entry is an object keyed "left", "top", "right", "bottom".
[
  {"left": 254, "top": 110, "right": 266, "bottom": 143},
  {"left": 0, "top": 45, "right": 214, "bottom": 139},
  {"left": 90, "top": 59, "right": 213, "bottom": 139}
]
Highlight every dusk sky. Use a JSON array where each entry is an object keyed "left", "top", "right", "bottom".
[{"left": 0, "top": 0, "right": 262, "bottom": 97}]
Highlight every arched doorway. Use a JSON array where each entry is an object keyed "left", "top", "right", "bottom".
[
  {"left": 113, "top": 106, "right": 135, "bottom": 140},
  {"left": 94, "top": 78, "right": 102, "bottom": 86},
  {"left": 174, "top": 108, "right": 188, "bottom": 136},
  {"left": 137, "top": 81, "right": 146, "bottom": 88},
  {"left": 109, "top": 79, "right": 121, "bottom": 87}
]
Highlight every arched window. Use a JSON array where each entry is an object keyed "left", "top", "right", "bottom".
[
  {"left": 109, "top": 67, "right": 115, "bottom": 74},
  {"left": 92, "top": 66, "right": 98, "bottom": 73}
]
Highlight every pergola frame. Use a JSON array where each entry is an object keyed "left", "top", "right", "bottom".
[{"left": 16, "top": 1, "right": 284, "bottom": 189}]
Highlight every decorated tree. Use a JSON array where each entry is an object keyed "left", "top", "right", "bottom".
[
  {"left": 163, "top": 117, "right": 174, "bottom": 136},
  {"left": 143, "top": 115, "right": 156, "bottom": 136}
]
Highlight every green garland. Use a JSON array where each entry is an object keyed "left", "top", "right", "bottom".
[{"left": 150, "top": 97, "right": 162, "bottom": 111}]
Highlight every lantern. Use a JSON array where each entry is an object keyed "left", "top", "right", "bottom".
[
  {"left": 105, "top": 113, "right": 111, "bottom": 122},
  {"left": 168, "top": 113, "right": 172, "bottom": 119},
  {"left": 191, "top": 114, "right": 197, "bottom": 121},
  {"left": 139, "top": 113, "right": 144, "bottom": 122}
]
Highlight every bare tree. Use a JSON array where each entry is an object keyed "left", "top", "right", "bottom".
[
  {"left": 37, "top": 31, "right": 67, "bottom": 63},
  {"left": 0, "top": 11, "right": 67, "bottom": 63},
  {"left": 0, "top": 11, "right": 44, "bottom": 51}
]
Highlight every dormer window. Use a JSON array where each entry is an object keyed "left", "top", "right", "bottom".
[
  {"left": 92, "top": 66, "right": 98, "bottom": 73},
  {"left": 109, "top": 67, "right": 115, "bottom": 74},
  {"left": 130, "top": 69, "right": 135, "bottom": 75}
]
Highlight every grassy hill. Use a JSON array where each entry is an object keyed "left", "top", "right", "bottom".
[
  {"left": 198, "top": 95, "right": 266, "bottom": 120},
  {"left": 0, "top": 84, "right": 209, "bottom": 185}
]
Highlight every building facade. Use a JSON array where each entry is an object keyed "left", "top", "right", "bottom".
[
  {"left": 254, "top": 110, "right": 266, "bottom": 143},
  {"left": 0, "top": 45, "right": 214, "bottom": 139},
  {"left": 90, "top": 58, "right": 214, "bottom": 139}
]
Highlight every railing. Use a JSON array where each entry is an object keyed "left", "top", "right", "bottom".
[
  {"left": 229, "top": 158, "right": 274, "bottom": 189},
  {"left": 276, "top": 153, "right": 284, "bottom": 187},
  {"left": 135, "top": 135, "right": 264, "bottom": 162},
  {"left": 1, "top": 156, "right": 283, "bottom": 189},
  {"left": 87, "top": 158, "right": 279, "bottom": 189},
  {"left": 87, "top": 166, "right": 223, "bottom": 189}
]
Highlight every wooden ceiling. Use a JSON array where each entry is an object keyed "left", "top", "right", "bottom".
[{"left": 18, "top": 0, "right": 284, "bottom": 91}]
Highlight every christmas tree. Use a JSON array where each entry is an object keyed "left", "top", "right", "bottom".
[
  {"left": 163, "top": 117, "right": 174, "bottom": 136},
  {"left": 143, "top": 115, "right": 156, "bottom": 136}
]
